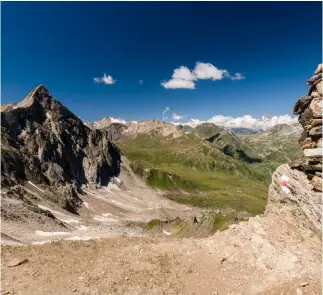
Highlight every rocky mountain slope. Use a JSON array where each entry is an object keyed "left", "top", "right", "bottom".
[
  {"left": 238, "top": 123, "right": 302, "bottom": 161},
  {"left": 1, "top": 85, "right": 121, "bottom": 213}
]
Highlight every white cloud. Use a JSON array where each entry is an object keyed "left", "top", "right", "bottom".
[
  {"left": 161, "top": 79, "right": 195, "bottom": 89},
  {"left": 161, "top": 62, "right": 243, "bottom": 89},
  {"left": 172, "top": 112, "right": 185, "bottom": 120},
  {"left": 230, "top": 73, "right": 245, "bottom": 81},
  {"left": 94, "top": 73, "right": 116, "bottom": 85},
  {"left": 173, "top": 114, "right": 298, "bottom": 131},
  {"left": 139, "top": 80, "right": 144, "bottom": 85},
  {"left": 193, "top": 62, "right": 228, "bottom": 81},
  {"left": 172, "top": 66, "right": 196, "bottom": 81},
  {"left": 162, "top": 106, "right": 170, "bottom": 120},
  {"left": 162, "top": 106, "right": 170, "bottom": 115}
]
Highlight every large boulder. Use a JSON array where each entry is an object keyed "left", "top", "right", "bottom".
[
  {"left": 309, "top": 97, "right": 322, "bottom": 118},
  {"left": 293, "top": 95, "right": 312, "bottom": 115},
  {"left": 266, "top": 164, "right": 322, "bottom": 233}
]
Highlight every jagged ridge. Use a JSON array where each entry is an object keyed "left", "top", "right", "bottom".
[{"left": 1, "top": 85, "right": 121, "bottom": 212}]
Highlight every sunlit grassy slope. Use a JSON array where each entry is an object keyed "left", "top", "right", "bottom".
[
  {"left": 115, "top": 122, "right": 301, "bottom": 237},
  {"left": 118, "top": 132, "right": 269, "bottom": 215}
]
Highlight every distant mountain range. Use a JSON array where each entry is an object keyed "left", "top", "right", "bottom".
[
  {"left": 88, "top": 116, "right": 300, "bottom": 135},
  {"left": 83, "top": 116, "right": 302, "bottom": 216}
]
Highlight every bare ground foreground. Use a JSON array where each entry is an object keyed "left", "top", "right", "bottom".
[
  {"left": 1, "top": 159, "right": 322, "bottom": 295},
  {"left": 2, "top": 210, "right": 321, "bottom": 295},
  {"left": 1, "top": 160, "right": 322, "bottom": 295}
]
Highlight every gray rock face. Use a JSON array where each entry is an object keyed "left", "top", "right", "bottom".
[
  {"left": 1, "top": 85, "right": 121, "bottom": 213},
  {"left": 298, "top": 107, "right": 314, "bottom": 127},
  {"left": 267, "top": 164, "right": 322, "bottom": 233},
  {"left": 308, "top": 125, "right": 322, "bottom": 137},
  {"left": 309, "top": 97, "right": 322, "bottom": 118},
  {"left": 293, "top": 95, "right": 312, "bottom": 115},
  {"left": 315, "top": 81, "right": 322, "bottom": 95},
  {"left": 307, "top": 73, "right": 322, "bottom": 86},
  {"left": 105, "top": 123, "right": 128, "bottom": 141}
]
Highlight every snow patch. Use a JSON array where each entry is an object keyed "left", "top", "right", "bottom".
[
  {"left": 83, "top": 201, "right": 93, "bottom": 210},
  {"left": 35, "top": 230, "right": 70, "bottom": 237},
  {"left": 114, "top": 177, "right": 122, "bottom": 183},
  {"left": 38, "top": 205, "right": 62, "bottom": 215},
  {"left": 60, "top": 219, "right": 79, "bottom": 224},
  {"left": 110, "top": 117, "right": 127, "bottom": 124},
  {"left": 32, "top": 240, "right": 52, "bottom": 245},
  {"left": 76, "top": 225, "right": 89, "bottom": 231},
  {"left": 102, "top": 213, "right": 116, "bottom": 218},
  {"left": 163, "top": 230, "right": 172, "bottom": 236},
  {"left": 65, "top": 236, "right": 92, "bottom": 241},
  {"left": 93, "top": 216, "right": 118, "bottom": 223},
  {"left": 109, "top": 199, "right": 124, "bottom": 207},
  {"left": 107, "top": 182, "right": 121, "bottom": 191},
  {"left": 28, "top": 181, "right": 45, "bottom": 193}
]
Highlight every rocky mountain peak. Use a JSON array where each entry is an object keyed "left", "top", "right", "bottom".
[
  {"left": 29, "top": 84, "right": 50, "bottom": 97},
  {"left": 1, "top": 86, "right": 121, "bottom": 213},
  {"left": 16, "top": 84, "right": 52, "bottom": 109},
  {"left": 266, "top": 123, "right": 302, "bottom": 136}
]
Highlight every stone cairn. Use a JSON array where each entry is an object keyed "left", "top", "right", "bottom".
[{"left": 292, "top": 64, "right": 322, "bottom": 192}]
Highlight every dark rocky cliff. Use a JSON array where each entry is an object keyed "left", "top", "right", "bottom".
[{"left": 1, "top": 85, "right": 121, "bottom": 212}]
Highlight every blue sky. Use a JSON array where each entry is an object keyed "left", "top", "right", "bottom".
[{"left": 1, "top": 2, "right": 322, "bottom": 124}]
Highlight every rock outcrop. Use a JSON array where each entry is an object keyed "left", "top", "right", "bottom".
[
  {"left": 292, "top": 64, "right": 322, "bottom": 192},
  {"left": 267, "top": 164, "right": 322, "bottom": 233},
  {"left": 1, "top": 85, "right": 121, "bottom": 213},
  {"left": 124, "top": 119, "right": 182, "bottom": 138}
]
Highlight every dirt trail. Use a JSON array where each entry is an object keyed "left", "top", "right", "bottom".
[{"left": 2, "top": 213, "right": 321, "bottom": 295}]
